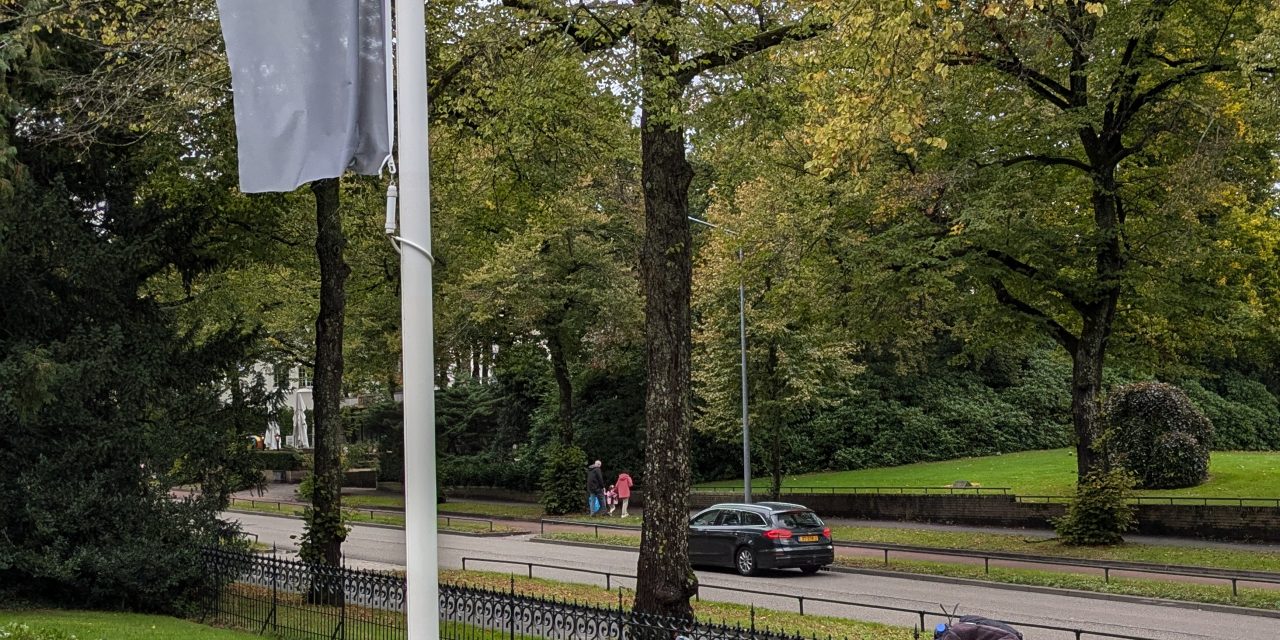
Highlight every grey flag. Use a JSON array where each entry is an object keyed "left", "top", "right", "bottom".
[{"left": 217, "top": 0, "right": 390, "bottom": 193}]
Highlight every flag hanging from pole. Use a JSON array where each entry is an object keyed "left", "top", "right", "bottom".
[{"left": 216, "top": 0, "right": 390, "bottom": 193}]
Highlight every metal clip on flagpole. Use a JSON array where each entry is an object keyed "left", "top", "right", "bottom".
[{"left": 384, "top": 182, "right": 435, "bottom": 264}]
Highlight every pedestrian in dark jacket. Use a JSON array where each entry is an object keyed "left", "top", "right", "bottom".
[{"left": 586, "top": 460, "right": 605, "bottom": 515}]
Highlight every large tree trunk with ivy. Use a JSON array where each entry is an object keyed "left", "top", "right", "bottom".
[
  {"left": 634, "top": 0, "right": 698, "bottom": 619},
  {"left": 302, "top": 178, "right": 348, "bottom": 604}
]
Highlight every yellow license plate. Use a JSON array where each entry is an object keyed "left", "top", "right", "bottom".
[{"left": 798, "top": 535, "right": 819, "bottom": 542}]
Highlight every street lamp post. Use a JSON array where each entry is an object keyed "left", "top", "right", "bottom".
[{"left": 690, "top": 216, "right": 751, "bottom": 504}]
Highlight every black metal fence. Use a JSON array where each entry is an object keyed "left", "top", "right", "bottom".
[
  {"left": 459, "top": 557, "right": 1165, "bottom": 640},
  {"left": 201, "top": 548, "right": 858, "bottom": 640},
  {"left": 202, "top": 547, "right": 405, "bottom": 640}
]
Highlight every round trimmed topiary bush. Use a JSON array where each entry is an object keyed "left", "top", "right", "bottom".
[{"left": 1101, "top": 381, "right": 1213, "bottom": 489}]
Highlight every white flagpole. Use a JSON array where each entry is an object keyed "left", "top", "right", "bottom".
[{"left": 394, "top": 0, "right": 438, "bottom": 635}]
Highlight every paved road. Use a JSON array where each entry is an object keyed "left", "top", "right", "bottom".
[{"left": 228, "top": 512, "right": 1274, "bottom": 640}]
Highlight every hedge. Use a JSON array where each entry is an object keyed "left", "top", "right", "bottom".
[{"left": 252, "top": 450, "right": 302, "bottom": 471}]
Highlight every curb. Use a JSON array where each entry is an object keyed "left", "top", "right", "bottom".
[
  {"left": 225, "top": 509, "right": 528, "bottom": 537},
  {"left": 529, "top": 536, "right": 1280, "bottom": 619},
  {"left": 530, "top": 536, "right": 640, "bottom": 553}
]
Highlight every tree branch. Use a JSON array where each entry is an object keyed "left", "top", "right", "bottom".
[
  {"left": 943, "top": 53, "right": 1072, "bottom": 110},
  {"left": 1107, "top": 0, "right": 1175, "bottom": 111},
  {"left": 1124, "top": 62, "right": 1231, "bottom": 117},
  {"left": 675, "top": 20, "right": 830, "bottom": 86},
  {"left": 988, "top": 277, "right": 1079, "bottom": 352},
  {"left": 985, "top": 248, "right": 1087, "bottom": 308},
  {"left": 225, "top": 218, "right": 300, "bottom": 248},
  {"left": 977, "top": 153, "right": 1093, "bottom": 173},
  {"left": 500, "top": 0, "right": 633, "bottom": 54}
]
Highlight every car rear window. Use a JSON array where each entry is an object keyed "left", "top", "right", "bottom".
[{"left": 774, "top": 510, "right": 824, "bottom": 528}]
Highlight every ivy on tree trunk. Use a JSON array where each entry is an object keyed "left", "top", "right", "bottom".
[{"left": 302, "top": 178, "right": 349, "bottom": 604}]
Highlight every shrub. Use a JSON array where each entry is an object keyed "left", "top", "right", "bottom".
[
  {"left": 253, "top": 449, "right": 303, "bottom": 471},
  {"left": 1101, "top": 382, "right": 1213, "bottom": 489},
  {"left": 1183, "top": 375, "right": 1280, "bottom": 450},
  {"left": 297, "top": 472, "right": 316, "bottom": 502},
  {"left": 1054, "top": 469, "right": 1137, "bottom": 546},
  {"left": 540, "top": 444, "right": 588, "bottom": 515},
  {"left": 439, "top": 451, "right": 540, "bottom": 491}
]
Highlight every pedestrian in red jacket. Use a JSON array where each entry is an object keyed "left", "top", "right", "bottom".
[{"left": 614, "top": 471, "right": 633, "bottom": 518}]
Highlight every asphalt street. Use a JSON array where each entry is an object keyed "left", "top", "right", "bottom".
[{"left": 228, "top": 511, "right": 1275, "bottom": 640}]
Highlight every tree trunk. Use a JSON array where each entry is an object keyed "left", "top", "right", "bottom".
[
  {"left": 1070, "top": 159, "right": 1124, "bottom": 481},
  {"left": 633, "top": 1, "right": 697, "bottom": 620},
  {"left": 303, "top": 178, "right": 348, "bottom": 600},
  {"left": 765, "top": 340, "right": 783, "bottom": 500},
  {"left": 1070, "top": 319, "right": 1106, "bottom": 478},
  {"left": 546, "top": 328, "right": 574, "bottom": 444}
]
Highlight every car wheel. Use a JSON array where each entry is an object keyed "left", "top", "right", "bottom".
[
  {"left": 800, "top": 565, "right": 821, "bottom": 575},
  {"left": 734, "top": 547, "right": 756, "bottom": 576}
]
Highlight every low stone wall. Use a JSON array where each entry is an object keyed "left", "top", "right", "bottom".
[
  {"left": 344, "top": 468, "right": 378, "bottom": 489},
  {"left": 691, "top": 492, "right": 1280, "bottom": 542},
  {"left": 1133, "top": 503, "right": 1280, "bottom": 541}
]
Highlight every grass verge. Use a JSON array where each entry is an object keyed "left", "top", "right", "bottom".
[
  {"left": 536, "top": 533, "right": 1280, "bottom": 611},
  {"left": 830, "top": 525, "right": 1280, "bottom": 572},
  {"left": 229, "top": 501, "right": 519, "bottom": 533},
  {"left": 339, "top": 494, "right": 407, "bottom": 509},
  {"left": 538, "top": 532, "right": 640, "bottom": 547},
  {"left": 834, "top": 556, "right": 1280, "bottom": 610},
  {"left": 0, "top": 610, "right": 263, "bottom": 640},
  {"left": 437, "top": 500, "right": 545, "bottom": 520},
  {"left": 443, "top": 569, "right": 913, "bottom": 639}
]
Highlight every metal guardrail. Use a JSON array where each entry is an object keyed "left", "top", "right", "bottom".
[
  {"left": 459, "top": 556, "right": 1162, "bottom": 640},
  {"left": 537, "top": 517, "right": 1280, "bottom": 597},
  {"left": 691, "top": 485, "right": 1013, "bottom": 496},
  {"left": 540, "top": 517, "right": 641, "bottom": 536},
  {"left": 835, "top": 540, "right": 1280, "bottom": 596},
  {"left": 228, "top": 496, "right": 498, "bottom": 531}
]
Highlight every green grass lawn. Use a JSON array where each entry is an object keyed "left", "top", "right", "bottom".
[
  {"left": 341, "top": 494, "right": 409, "bottom": 509},
  {"left": 698, "top": 448, "right": 1280, "bottom": 497},
  {"left": 437, "top": 500, "right": 544, "bottom": 520},
  {"left": 0, "top": 610, "right": 262, "bottom": 640}
]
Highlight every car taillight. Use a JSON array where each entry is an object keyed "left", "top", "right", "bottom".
[
  {"left": 764, "top": 528, "right": 792, "bottom": 540},
  {"left": 823, "top": 527, "right": 831, "bottom": 538}
]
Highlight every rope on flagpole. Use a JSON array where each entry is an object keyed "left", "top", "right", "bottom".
[{"left": 379, "top": 0, "right": 397, "bottom": 177}]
